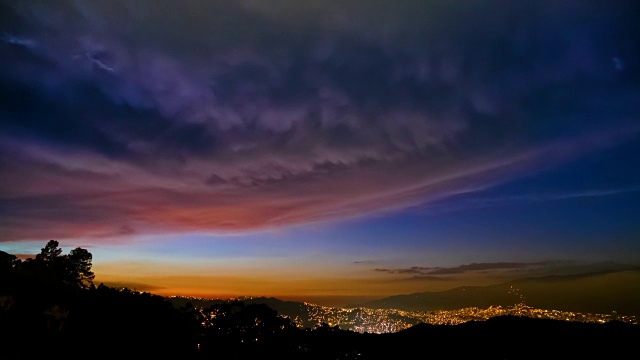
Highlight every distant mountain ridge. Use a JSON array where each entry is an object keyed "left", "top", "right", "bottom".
[
  {"left": 352, "top": 268, "right": 640, "bottom": 317},
  {"left": 166, "top": 294, "right": 640, "bottom": 358},
  {"left": 166, "top": 268, "right": 640, "bottom": 334}
]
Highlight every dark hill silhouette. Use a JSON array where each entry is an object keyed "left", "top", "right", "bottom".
[
  {"left": 3, "top": 244, "right": 640, "bottom": 360},
  {"left": 238, "top": 296, "right": 317, "bottom": 327},
  {"left": 1, "top": 243, "right": 200, "bottom": 360},
  {"left": 365, "top": 315, "right": 640, "bottom": 359},
  {"left": 167, "top": 296, "right": 320, "bottom": 329},
  {"left": 353, "top": 268, "right": 640, "bottom": 317}
]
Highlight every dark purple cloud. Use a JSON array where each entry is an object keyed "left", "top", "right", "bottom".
[
  {"left": 374, "top": 261, "right": 639, "bottom": 282},
  {"left": 1, "top": 1, "right": 639, "bottom": 241},
  {"left": 377, "top": 262, "right": 555, "bottom": 277},
  {"left": 428, "top": 262, "right": 530, "bottom": 275}
]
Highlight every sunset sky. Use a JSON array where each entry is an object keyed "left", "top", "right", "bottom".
[{"left": 1, "top": 1, "right": 639, "bottom": 307}]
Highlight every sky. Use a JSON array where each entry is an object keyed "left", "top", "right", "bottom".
[{"left": 1, "top": 0, "right": 639, "bottom": 307}]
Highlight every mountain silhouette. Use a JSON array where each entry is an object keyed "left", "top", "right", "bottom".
[{"left": 352, "top": 268, "right": 640, "bottom": 317}]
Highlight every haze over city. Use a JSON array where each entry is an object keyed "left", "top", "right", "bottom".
[{"left": 1, "top": 0, "right": 639, "bottom": 308}]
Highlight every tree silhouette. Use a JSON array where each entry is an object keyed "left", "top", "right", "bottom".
[
  {"left": 0, "top": 250, "right": 20, "bottom": 272},
  {"left": 313, "top": 322, "right": 341, "bottom": 332},
  {"left": 0, "top": 250, "right": 20, "bottom": 291},
  {"left": 66, "top": 248, "right": 95, "bottom": 289},
  {"left": 1, "top": 242, "right": 204, "bottom": 359},
  {"left": 35, "top": 240, "right": 62, "bottom": 263},
  {"left": 19, "top": 240, "right": 95, "bottom": 290}
]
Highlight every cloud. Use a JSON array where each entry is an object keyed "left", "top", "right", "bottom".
[
  {"left": 375, "top": 267, "right": 454, "bottom": 281},
  {"left": 1, "top": 1, "right": 639, "bottom": 241},
  {"left": 374, "top": 268, "right": 393, "bottom": 273},
  {"left": 396, "top": 266, "right": 435, "bottom": 274},
  {"left": 428, "top": 262, "right": 530, "bottom": 275},
  {"left": 375, "top": 261, "right": 640, "bottom": 283},
  {"left": 379, "top": 262, "right": 552, "bottom": 277},
  {"left": 418, "top": 185, "right": 640, "bottom": 215},
  {"left": 374, "top": 267, "right": 449, "bottom": 281},
  {"left": 404, "top": 275, "right": 449, "bottom": 282}
]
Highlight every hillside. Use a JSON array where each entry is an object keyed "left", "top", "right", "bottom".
[
  {"left": 365, "top": 315, "right": 640, "bottom": 359},
  {"left": 354, "top": 269, "right": 640, "bottom": 317}
]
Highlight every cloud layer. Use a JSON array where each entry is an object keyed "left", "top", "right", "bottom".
[
  {"left": 373, "top": 261, "right": 639, "bottom": 283},
  {"left": 1, "top": 1, "right": 639, "bottom": 241}
]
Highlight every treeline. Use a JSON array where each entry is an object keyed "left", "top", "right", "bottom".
[
  {"left": 2, "top": 241, "right": 639, "bottom": 360},
  {"left": 0, "top": 241, "right": 358, "bottom": 359},
  {"left": 0, "top": 241, "right": 198, "bottom": 359}
]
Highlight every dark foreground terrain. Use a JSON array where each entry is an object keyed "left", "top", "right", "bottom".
[
  {"left": 2, "top": 245, "right": 638, "bottom": 359},
  {"left": 2, "top": 290, "right": 638, "bottom": 360}
]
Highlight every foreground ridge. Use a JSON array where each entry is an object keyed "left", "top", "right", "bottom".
[
  {"left": 173, "top": 295, "right": 637, "bottom": 334},
  {"left": 305, "top": 302, "right": 638, "bottom": 333}
]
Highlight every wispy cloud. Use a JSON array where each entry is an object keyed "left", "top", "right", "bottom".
[
  {"left": 378, "top": 261, "right": 557, "bottom": 277},
  {"left": 417, "top": 185, "right": 640, "bottom": 215},
  {"left": 353, "top": 260, "right": 377, "bottom": 265},
  {"left": 374, "top": 262, "right": 546, "bottom": 275},
  {"left": 375, "top": 267, "right": 449, "bottom": 281},
  {"left": 375, "top": 261, "right": 640, "bottom": 282},
  {"left": 1, "top": 0, "right": 638, "bottom": 241},
  {"left": 404, "top": 275, "right": 450, "bottom": 282},
  {"left": 428, "top": 262, "right": 530, "bottom": 275}
]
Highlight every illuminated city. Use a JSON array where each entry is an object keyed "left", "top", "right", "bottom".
[
  {"left": 186, "top": 290, "right": 638, "bottom": 334},
  {"left": 303, "top": 302, "right": 637, "bottom": 333}
]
